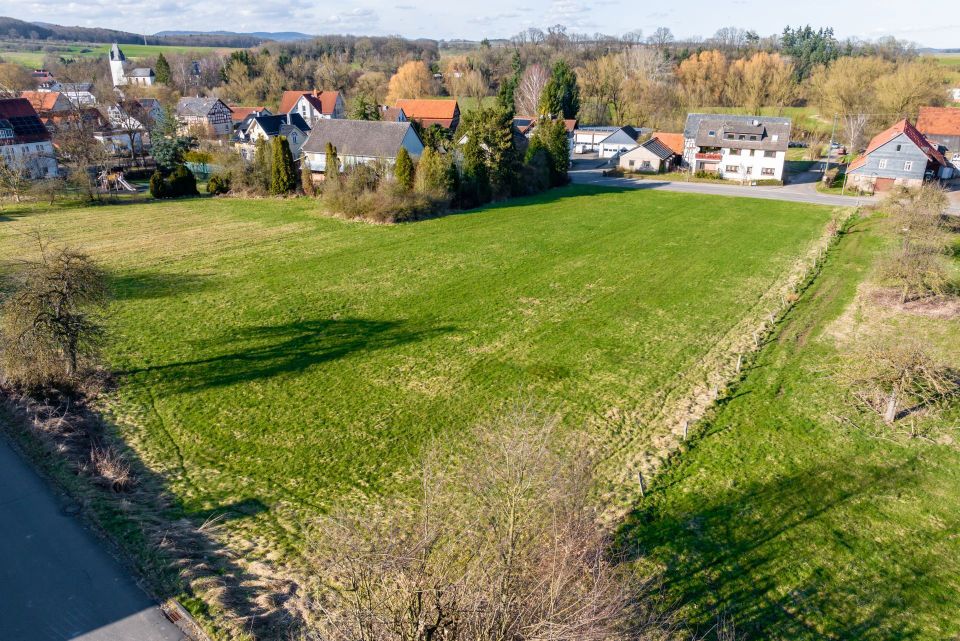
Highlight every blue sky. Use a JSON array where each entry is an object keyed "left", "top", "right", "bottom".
[{"left": 8, "top": 0, "right": 958, "bottom": 48}]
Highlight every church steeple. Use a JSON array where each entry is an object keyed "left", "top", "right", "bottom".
[
  {"left": 110, "top": 43, "right": 126, "bottom": 62},
  {"left": 109, "top": 43, "right": 127, "bottom": 87}
]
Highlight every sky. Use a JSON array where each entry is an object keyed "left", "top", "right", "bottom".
[{"left": 7, "top": 0, "right": 959, "bottom": 48}]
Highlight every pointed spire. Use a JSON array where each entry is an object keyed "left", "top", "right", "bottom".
[{"left": 110, "top": 43, "right": 125, "bottom": 62}]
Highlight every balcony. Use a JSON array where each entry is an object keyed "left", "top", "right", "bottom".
[{"left": 695, "top": 152, "right": 722, "bottom": 161}]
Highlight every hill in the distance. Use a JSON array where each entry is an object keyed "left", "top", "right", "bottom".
[
  {"left": 155, "top": 30, "right": 315, "bottom": 42},
  {"left": 0, "top": 16, "right": 268, "bottom": 47}
]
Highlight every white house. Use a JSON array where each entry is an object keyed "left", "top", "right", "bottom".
[
  {"left": 618, "top": 137, "right": 678, "bottom": 173},
  {"left": 300, "top": 119, "right": 423, "bottom": 174},
  {"left": 236, "top": 113, "right": 312, "bottom": 160},
  {"left": 682, "top": 114, "right": 792, "bottom": 182},
  {"left": 573, "top": 126, "right": 639, "bottom": 157},
  {"left": 109, "top": 44, "right": 155, "bottom": 88},
  {"left": 0, "top": 98, "right": 59, "bottom": 179},
  {"left": 278, "top": 90, "right": 345, "bottom": 125}
]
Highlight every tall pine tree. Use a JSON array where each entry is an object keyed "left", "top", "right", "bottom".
[
  {"left": 394, "top": 147, "right": 414, "bottom": 191},
  {"left": 539, "top": 60, "right": 580, "bottom": 120},
  {"left": 155, "top": 53, "right": 171, "bottom": 85},
  {"left": 270, "top": 136, "right": 297, "bottom": 195}
]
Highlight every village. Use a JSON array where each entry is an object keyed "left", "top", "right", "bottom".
[{"left": 1, "top": 17, "right": 960, "bottom": 641}]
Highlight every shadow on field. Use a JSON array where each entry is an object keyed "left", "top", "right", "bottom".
[
  {"left": 123, "top": 318, "right": 454, "bottom": 393},
  {"left": 619, "top": 457, "right": 933, "bottom": 641},
  {"left": 110, "top": 270, "right": 217, "bottom": 301}
]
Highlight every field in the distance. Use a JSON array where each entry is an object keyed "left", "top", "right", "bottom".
[
  {"left": 0, "top": 187, "right": 832, "bottom": 553},
  {"left": 0, "top": 40, "right": 227, "bottom": 67}
]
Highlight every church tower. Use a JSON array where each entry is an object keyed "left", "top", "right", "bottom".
[{"left": 109, "top": 43, "right": 127, "bottom": 87}]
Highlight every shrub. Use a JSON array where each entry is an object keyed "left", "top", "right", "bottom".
[
  {"left": 394, "top": 147, "right": 414, "bottom": 192},
  {"left": 207, "top": 173, "right": 231, "bottom": 195},
  {"left": 148, "top": 171, "right": 167, "bottom": 199},
  {"left": 149, "top": 165, "right": 198, "bottom": 199}
]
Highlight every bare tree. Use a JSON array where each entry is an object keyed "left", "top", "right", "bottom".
[
  {"left": 304, "top": 408, "right": 672, "bottom": 641},
  {"left": 514, "top": 64, "right": 549, "bottom": 117},
  {"left": 1, "top": 238, "right": 109, "bottom": 388},
  {"left": 647, "top": 27, "right": 674, "bottom": 50}
]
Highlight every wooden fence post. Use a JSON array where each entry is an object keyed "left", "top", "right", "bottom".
[{"left": 637, "top": 471, "right": 646, "bottom": 497}]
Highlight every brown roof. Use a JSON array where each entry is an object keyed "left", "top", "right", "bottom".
[
  {"left": 229, "top": 106, "right": 269, "bottom": 122},
  {"left": 278, "top": 90, "right": 341, "bottom": 115},
  {"left": 916, "top": 106, "right": 960, "bottom": 136},
  {"left": 651, "top": 132, "right": 684, "bottom": 155},
  {"left": 20, "top": 91, "right": 66, "bottom": 113},
  {"left": 848, "top": 119, "right": 946, "bottom": 172},
  {"left": 395, "top": 99, "right": 459, "bottom": 127}
]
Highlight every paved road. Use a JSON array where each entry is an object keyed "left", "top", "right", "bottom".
[
  {"left": 0, "top": 434, "right": 184, "bottom": 641},
  {"left": 571, "top": 167, "right": 960, "bottom": 214}
]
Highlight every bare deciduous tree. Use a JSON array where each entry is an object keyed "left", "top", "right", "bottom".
[
  {"left": 0, "top": 238, "right": 109, "bottom": 388},
  {"left": 514, "top": 64, "right": 550, "bottom": 117},
  {"left": 303, "top": 409, "right": 672, "bottom": 641}
]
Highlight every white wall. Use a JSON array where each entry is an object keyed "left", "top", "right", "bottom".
[{"left": 717, "top": 148, "right": 785, "bottom": 181}]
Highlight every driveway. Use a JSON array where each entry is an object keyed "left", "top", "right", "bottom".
[
  {"left": 0, "top": 434, "right": 185, "bottom": 641},
  {"left": 570, "top": 167, "right": 885, "bottom": 209}
]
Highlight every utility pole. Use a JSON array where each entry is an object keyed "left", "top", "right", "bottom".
[{"left": 823, "top": 112, "right": 838, "bottom": 180}]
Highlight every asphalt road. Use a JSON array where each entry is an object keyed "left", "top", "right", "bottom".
[{"left": 0, "top": 434, "right": 184, "bottom": 641}]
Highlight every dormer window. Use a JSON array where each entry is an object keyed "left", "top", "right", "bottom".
[
  {"left": 708, "top": 130, "right": 716, "bottom": 136},
  {"left": 0, "top": 128, "right": 13, "bottom": 140}
]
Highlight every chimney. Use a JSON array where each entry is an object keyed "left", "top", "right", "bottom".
[
  {"left": 286, "top": 112, "right": 291, "bottom": 125},
  {"left": 313, "top": 89, "right": 319, "bottom": 98}
]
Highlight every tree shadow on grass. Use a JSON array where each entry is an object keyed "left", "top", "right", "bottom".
[
  {"left": 123, "top": 318, "right": 456, "bottom": 395},
  {"left": 109, "top": 269, "right": 217, "bottom": 301},
  {"left": 618, "top": 457, "right": 938, "bottom": 640}
]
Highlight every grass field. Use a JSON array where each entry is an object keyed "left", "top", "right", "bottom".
[
  {"left": 0, "top": 40, "right": 227, "bottom": 67},
  {"left": 0, "top": 187, "right": 833, "bottom": 554},
  {"left": 624, "top": 213, "right": 960, "bottom": 639}
]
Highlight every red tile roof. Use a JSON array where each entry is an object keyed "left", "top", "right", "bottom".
[
  {"left": 395, "top": 99, "right": 459, "bottom": 127},
  {"left": 229, "top": 106, "right": 269, "bottom": 122},
  {"left": 916, "top": 106, "right": 960, "bottom": 136},
  {"left": 20, "top": 91, "right": 66, "bottom": 113},
  {"left": 848, "top": 119, "right": 946, "bottom": 173},
  {"left": 651, "top": 132, "right": 684, "bottom": 156},
  {"left": 278, "top": 90, "right": 340, "bottom": 115}
]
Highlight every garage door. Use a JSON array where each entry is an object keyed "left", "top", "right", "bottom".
[{"left": 874, "top": 177, "right": 896, "bottom": 192}]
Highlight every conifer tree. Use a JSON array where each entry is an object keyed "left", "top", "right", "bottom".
[
  {"left": 270, "top": 136, "right": 297, "bottom": 195},
  {"left": 394, "top": 147, "right": 414, "bottom": 191},
  {"left": 155, "top": 53, "right": 171, "bottom": 85}
]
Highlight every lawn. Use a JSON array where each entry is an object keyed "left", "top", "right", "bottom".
[
  {"left": 624, "top": 212, "right": 960, "bottom": 639},
  {"left": 0, "top": 187, "right": 833, "bottom": 555}
]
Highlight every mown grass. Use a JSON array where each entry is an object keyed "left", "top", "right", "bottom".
[
  {"left": 0, "top": 187, "right": 832, "bottom": 554},
  {"left": 624, "top": 213, "right": 960, "bottom": 639}
]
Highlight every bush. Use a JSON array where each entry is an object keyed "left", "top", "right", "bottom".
[
  {"left": 322, "top": 164, "right": 442, "bottom": 223},
  {"left": 149, "top": 165, "right": 198, "bottom": 199},
  {"left": 207, "top": 173, "right": 231, "bottom": 195}
]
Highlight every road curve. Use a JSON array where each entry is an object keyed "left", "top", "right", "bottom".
[{"left": 0, "top": 433, "right": 185, "bottom": 641}]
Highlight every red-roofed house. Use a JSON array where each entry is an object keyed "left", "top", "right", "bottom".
[
  {"left": 21, "top": 90, "right": 73, "bottom": 114},
  {"left": 916, "top": 106, "right": 960, "bottom": 162},
  {"left": 847, "top": 119, "right": 949, "bottom": 192},
  {"left": 0, "top": 98, "right": 59, "bottom": 178},
  {"left": 395, "top": 99, "right": 460, "bottom": 130},
  {"left": 278, "top": 90, "right": 345, "bottom": 124},
  {"left": 650, "top": 132, "right": 685, "bottom": 156}
]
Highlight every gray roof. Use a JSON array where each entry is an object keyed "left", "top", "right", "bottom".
[
  {"left": 128, "top": 68, "right": 154, "bottom": 78},
  {"left": 60, "top": 82, "right": 93, "bottom": 93},
  {"left": 685, "top": 113, "right": 791, "bottom": 152},
  {"left": 247, "top": 113, "right": 310, "bottom": 137},
  {"left": 640, "top": 137, "right": 675, "bottom": 160},
  {"left": 301, "top": 119, "right": 419, "bottom": 159},
  {"left": 177, "top": 97, "right": 229, "bottom": 117},
  {"left": 599, "top": 126, "right": 639, "bottom": 146}
]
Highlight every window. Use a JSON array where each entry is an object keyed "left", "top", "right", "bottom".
[
  {"left": 725, "top": 165, "right": 740, "bottom": 172},
  {"left": 750, "top": 135, "right": 758, "bottom": 140},
  {"left": 761, "top": 167, "right": 775, "bottom": 176},
  {"left": 726, "top": 133, "right": 734, "bottom": 139},
  {"left": 729, "top": 148, "right": 740, "bottom": 155},
  {"left": 878, "top": 159, "right": 888, "bottom": 169},
  {"left": 738, "top": 135, "right": 746, "bottom": 140},
  {"left": 895, "top": 144, "right": 902, "bottom": 152},
  {"left": 745, "top": 166, "right": 753, "bottom": 175},
  {"left": 628, "top": 160, "right": 635, "bottom": 167},
  {"left": 772, "top": 134, "right": 779, "bottom": 142},
  {"left": 904, "top": 161, "right": 913, "bottom": 171},
  {"left": 764, "top": 150, "right": 777, "bottom": 158},
  {"left": 708, "top": 130, "right": 716, "bottom": 136}
]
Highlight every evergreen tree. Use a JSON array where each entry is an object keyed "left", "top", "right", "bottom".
[
  {"left": 350, "top": 94, "right": 381, "bottom": 120},
  {"left": 543, "top": 118, "right": 570, "bottom": 186},
  {"left": 497, "top": 50, "right": 522, "bottom": 117},
  {"left": 301, "top": 161, "right": 315, "bottom": 196},
  {"left": 415, "top": 147, "right": 454, "bottom": 197},
  {"left": 252, "top": 138, "right": 272, "bottom": 192},
  {"left": 270, "top": 135, "right": 297, "bottom": 195},
  {"left": 456, "top": 105, "right": 520, "bottom": 205},
  {"left": 325, "top": 142, "right": 339, "bottom": 178},
  {"left": 394, "top": 147, "right": 414, "bottom": 191},
  {"left": 155, "top": 53, "right": 171, "bottom": 84},
  {"left": 539, "top": 60, "right": 580, "bottom": 120}
]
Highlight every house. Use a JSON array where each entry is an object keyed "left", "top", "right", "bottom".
[
  {"left": 107, "top": 99, "right": 163, "bottom": 143},
  {"left": 236, "top": 113, "right": 311, "bottom": 160},
  {"left": 649, "top": 132, "right": 684, "bottom": 157},
  {"left": 847, "top": 119, "right": 949, "bottom": 192},
  {"left": 379, "top": 106, "right": 407, "bottom": 122},
  {"left": 618, "top": 137, "right": 678, "bottom": 173},
  {"left": 230, "top": 106, "right": 272, "bottom": 132},
  {"left": 31, "top": 70, "right": 61, "bottom": 92},
  {"left": 109, "top": 43, "right": 154, "bottom": 87},
  {"left": 916, "top": 106, "right": 960, "bottom": 163},
  {"left": 300, "top": 119, "right": 424, "bottom": 174},
  {"left": 59, "top": 83, "right": 97, "bottom": 107},
  {"left": 0, "top": 98, "right": 59, "bottom": 179},
  {"left": 176, "top": 97, "right": 233, "bottom": 138},
  {"left": 21, "top": 91, "right": 73, "bottom": 114},
  {"left": 682, "top": 114, "right": 791, "bottom": 181},
  {"left": 278, "top": 90, "right": 345, "bottom": 124},
  {"left": 394, "top": 99, "right": 460, "bottom": 130},
  {"left": 572, "top": 126, "right": 639, "bottom": 157}
]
